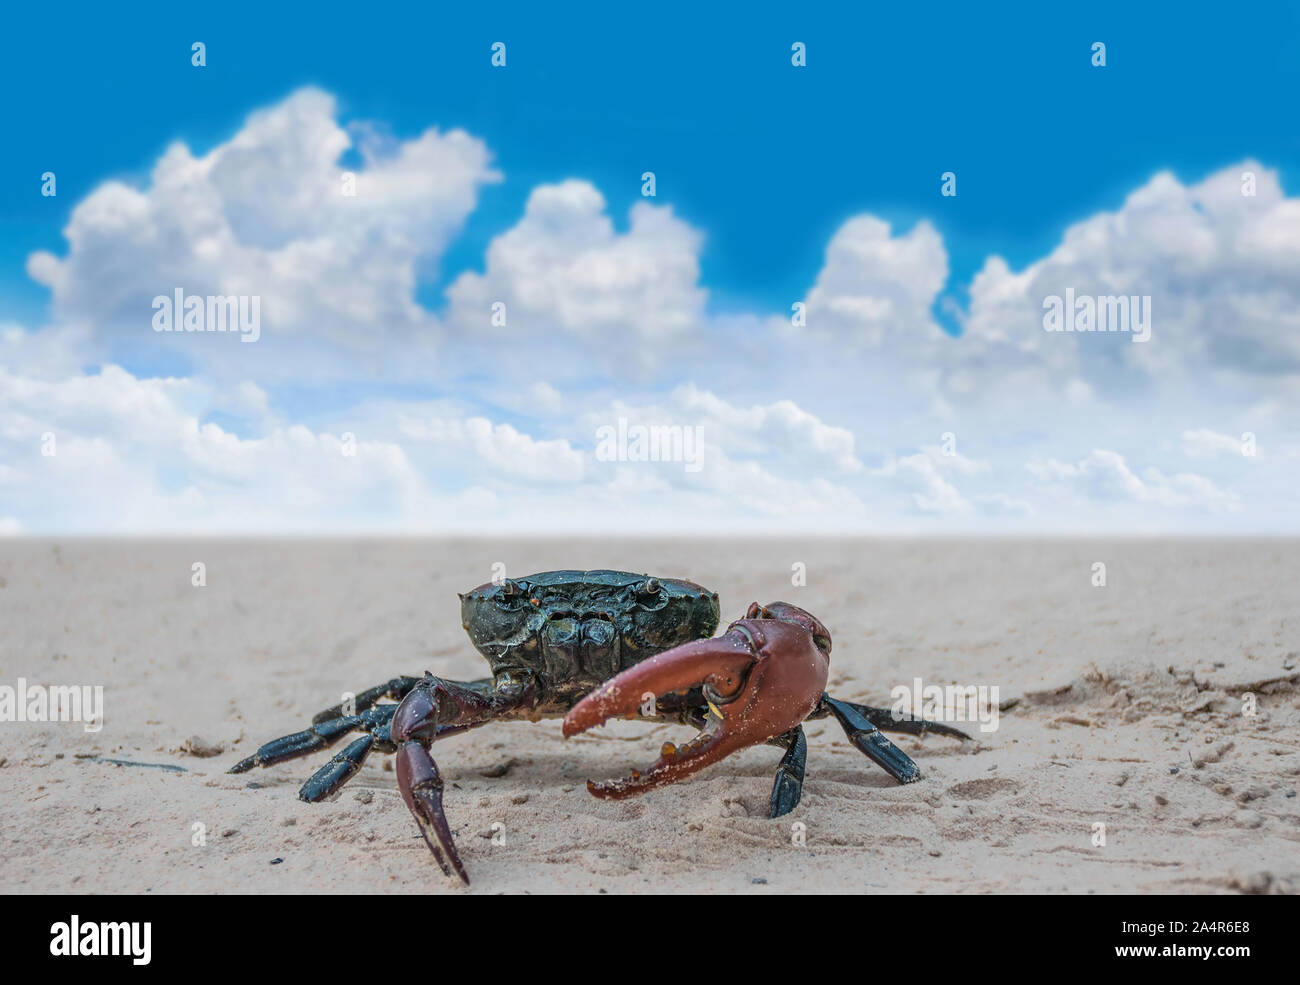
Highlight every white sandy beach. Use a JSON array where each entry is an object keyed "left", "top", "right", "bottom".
[{"left": 1, "top": 538, "right": 1296, "bottom": 894}]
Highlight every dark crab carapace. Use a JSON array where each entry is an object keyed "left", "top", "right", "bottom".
[{"left": 230, "top": 570, "right": 969, "bottom": 884}]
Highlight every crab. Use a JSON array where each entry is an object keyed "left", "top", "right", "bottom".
[{"left": 230, "top": 569, "right": 970, "bottom": 883}]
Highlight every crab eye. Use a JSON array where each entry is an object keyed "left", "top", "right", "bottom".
[
  {"left": 491, "top": 579, "right": 530, "bottom": 611},
  {"left": 640, "top": 578, "right": 661, "bottom": 595}
]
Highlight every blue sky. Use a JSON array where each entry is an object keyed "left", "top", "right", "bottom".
[
  {"left": 6, "top": 3, "right": 1297, "bottom": 327},
  {"left": 1, "top": 3, "right": 1298, "bottom": 534}
]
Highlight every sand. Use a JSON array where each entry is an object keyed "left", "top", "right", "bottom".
[{"left": 1, "top": 538, "right": 1297, "bottom": 894}]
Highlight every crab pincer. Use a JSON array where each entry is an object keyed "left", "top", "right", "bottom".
[{"left": 563, "top": 602, "right": 831, "bottom": 798}]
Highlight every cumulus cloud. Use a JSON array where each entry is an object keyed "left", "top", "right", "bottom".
[
  {"left": 4, "top": 88, "right": 1299, "bottom": 534},
  {"left": 665, "top": 384, "right": 864, "bottom": 474},
  {"left": 26, "top": 88, "right": 500, "bottom": 378},
  {"left": 445, "top": 181, "right": 706, "bottom": 361},
  {"left": 1028, "top": 449, "right": 1240, "bottom": 512},
  {"left": 585, "top": 385, "right": 866, "bottom": 483},
  {"left": 0, "top": 356, "right": 875, "bottom": 532},
  {"left": 959, "top": 162, "right": 1300, "bottom": 400},
  {"left": 873, "top": 454, "right": 970, "bottom": 513},
  {"left": 871, "top": 446, "right": 990, "bottom": 514},
  {"left": 795, "top": 216, "right": 948, "bottom": 348},
  {"left": 0, "top": 364, "right": 433, "bottom": 532},
  {"left": 397, "top": 415, "right": 585, "bottom": 484}
]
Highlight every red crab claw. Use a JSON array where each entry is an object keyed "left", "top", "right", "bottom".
[{"left": 563, "top": 601, "right": 831, "bottom": 798}]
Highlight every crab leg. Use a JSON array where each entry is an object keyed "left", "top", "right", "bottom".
[
  {"left": 229, "top": 676, "right": 426, "bottom": 777},
  {"left": 397, "top": 740, "right": 466, "bottom": 882},
  {"left": 298, "top": 734, "right": 377, "bottom": 800},
  {"left": 310, "top": 676, "right": 422, "bottom": 724},
  {"left": 822, "top": 696, "right": 922, "bottom": 784},
  {"left": 564, "top": 603, "right": 830, "bottom": 799},
  {"left": 229, "top": 702, "right": 398, "bottom": 775},
  {"left": 768, "top": 726, "right": 808, "bottom": 818},
  {"left": 391, "top": 674, "right": 538, "bottom": 885},
  {"left": 810, "top": 696, "right": 974, "bottom": 741}
]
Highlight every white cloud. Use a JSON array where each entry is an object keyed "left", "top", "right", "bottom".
[
  {"left": 397, "top": 415, "right": 585, "bottom": 484},
  {"left": 796, "top": 216, "right": 948, "bottom": 347},
  {"left": 25, "top": 88, "right": 500, "bottom": 379},
  {"left": 4, "top": 89, "right": 1299, "bottom": 535},
  {"left": 526, "top": 382, "right": 564, "bottom": 414},
  {"left": 872, "top": 446, "right": 990, "bottom": 515},
  {"left": 445, "top": 181, "right": 706, "bottom": 364},
  {"left": 960, "top": 162, "right": 1300, "bottom": 398},
  {"left": 0, "top": 364, "right": 433, "bottom": 531},
  {"left": 666, "top": 384, "right": 864, "bottom": 474},
  {"left": 874, "top": 454, "right": 970, "bottom": 513},
  {"left": 1182, "top": 428, "right": 1252, "bottom": 459},
  {"left": 974, "top": 492, "right": 1033, "bottom": 516},
  {"left": 1028, "top": 449, "right": 1241, "bottom": 512},
  {"left": 585, "top": 385, "right": 865, "bottom": 485}
]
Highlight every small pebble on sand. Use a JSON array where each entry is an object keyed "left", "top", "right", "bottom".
[{"left": 182, "top": 736, "right": 225, "bottom": 758}]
